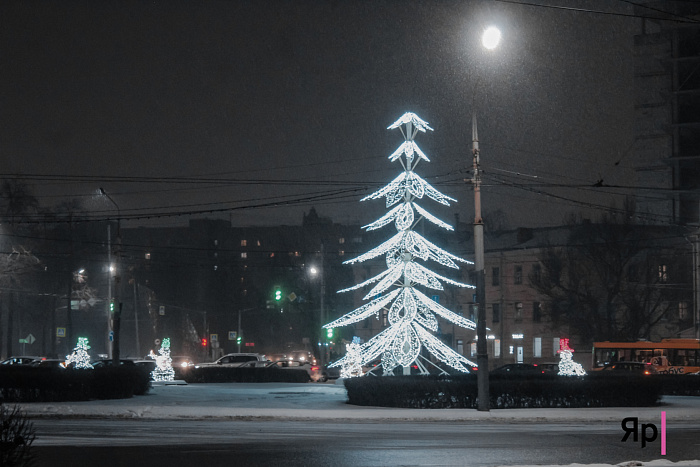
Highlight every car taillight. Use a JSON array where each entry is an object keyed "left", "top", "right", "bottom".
[
  {"left": 644, "top": 371, "right": 650, "bottom": 375},
  {"left": 311, "top": 366, "right": 319, "bottom": 371}
]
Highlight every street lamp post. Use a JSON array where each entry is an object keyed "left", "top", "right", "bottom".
[
  {"left": 472, "top": 26, "right": 501, "bottom": 412},
  {"left": 100, "top": 188, "right": 122, "bottom": 365}
]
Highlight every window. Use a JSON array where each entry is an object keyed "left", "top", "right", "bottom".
[
  {"left": 470, "top": 343, "right": 477, "bottom": 357},
  {"left": 240, "top": 239, "right": 247, "bottom": 247},
  {"left": 457, "top": 339, "right": 464, "bottom": 355},
  {"left": 679, "top": 302, "right": 689, "bottom": 320},
  {"left": 339, "top": 237, "right": 345, "bottom": 244},
  {"left": 294, "top": 251, "right": 301, "bottom": 257},
  {"left": 492, "top": 267, "right": 500, "bottom": 286},
  {"left": 531, "top": 264, "right": 541, "bottom": 281},
  {"left": 658, "top": 264, "right": 668, "bottom": 282},
  {"left": 533, "top": 302, "right": 541, "bottom": 322},
  {"left": 382, "top": 309, "right": 388, "bottom": 327},
  {"left": 256, "top": 240, "right": 261, "bottom": 247},
  {"left": 515, "top": 302, "right": 523, "bottom": 320},
  {"left": 533, "top": 337, "right": 542, "bottom": 358},
  {"left": 214, "top": 240, "right": 218, "bottom": 246},
  {"left": 492, "top": 303, "right": 501, "bottom": 323},
  {"left": 145, "top": 252, "right": 151, "bottom": 260},
  {"left": 514, "top": 265, "right": 522, "bottom": 285},
  {"left": 494, "top": 339, "right": 501, "bottom": 358},
  {"left": 269, "top": 252, "right": 275, "bottom": 258},
  {"left": 553, "top": 337, "right": 560, "bottom": 356},
  {"left": 241, "top": 252, "right": 247, "bottom": 259},
  {"left": 339, "top": 250, "right": 344, "bottom": 256}
]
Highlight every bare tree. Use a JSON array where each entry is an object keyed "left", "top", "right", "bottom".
[{"left": 529, "top": 215, "right": 690, "bottom": 343}]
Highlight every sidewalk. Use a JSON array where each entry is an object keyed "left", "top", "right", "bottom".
[{"left": 16, "top": 381, "right": 700, "bottom": 422}]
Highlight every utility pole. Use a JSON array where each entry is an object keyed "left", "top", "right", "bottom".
[{"left": 472, "top": 112, "right": 489, "bottom": 412}]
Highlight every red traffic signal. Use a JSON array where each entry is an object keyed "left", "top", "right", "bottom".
[{"left": 201, "top": 338, "right": 208, "bottom": 347}]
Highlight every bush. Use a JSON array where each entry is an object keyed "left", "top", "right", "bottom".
[
  {"left": 0, "top": 365, "right": 150, "bottom": 402},
  {"left": 344, "top": 373, "right": 664, "bottom": 409},
  {"left": 0, "top": 403, "right": 35, "bottom": 467},
  {"left": 184, "top": 366, "right": 311, "bottom": 383}
]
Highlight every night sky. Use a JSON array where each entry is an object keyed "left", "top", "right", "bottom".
[{"left": 1, "top": 0, "right": 636, "bottom": 229}]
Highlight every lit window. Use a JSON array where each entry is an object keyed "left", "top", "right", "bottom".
[
  {"left": 256, "top": 240, "right": 261, "bottom": 247},
  {"left": 241, "top": 240, "right": 247, "bottom": 247},
  {"left": 339, "top": 250, "right": 344, "bottom": 256},
  {"left": 145, "top": 253, "right": 151, "bottom": 260},
  {"left": 658, "top": 264, "right": 668, "bottom": 282},
  {"left": 339, "top": 238, "right": 345, "bottom": 244},
  {"left": 457, "top": 339, "right": 464, "bottom": 355},
  {"left": 470, "top": 343, "right": 477, "bottom": 357},
  {"left": 269, "top": 252, "right": 275, "bottom": 258},
  {"left": 241, "top": 252, "right": 247, "bottom": 259},
  {"left": 533, "top": 337, "right": 542, "bottom": 358},
  {"left": 214, "top": 265, "right": 218, "bottom": 271},
  {"left": 494, "top": 339, "right": 501, "bottom": 358},
  {"left": 214, "top": 240, "right": 218, "bottom": 246},
  {"left": 294, "top": 251, "right": 301, "bottom": 257}
]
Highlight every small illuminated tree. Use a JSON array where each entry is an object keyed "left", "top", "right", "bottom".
[
  {"left": 148, "top": 338, "right": 175, "bottom": 381},
  {"left": 324, "top": 112, "right": 477, "bottom": 375},
  {"left": 65, "top": 337, "right": 93, "bottom": 369},
  {"left": 340, "top": 337, "right": 364, "bottom": 378},
  {"left": 557, "top": 338, "right": 586, "bottom": 376}
]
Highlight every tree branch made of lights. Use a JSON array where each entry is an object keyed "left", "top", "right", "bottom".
[{"left": 324, "top": 112, "right": 477, "bottom": 375}]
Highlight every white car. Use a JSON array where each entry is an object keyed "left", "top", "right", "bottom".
[{"left": 195, "top": 353, "right": 268, "bottom": 369}]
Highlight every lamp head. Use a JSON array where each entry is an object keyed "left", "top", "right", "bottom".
[{"left": 482, "top": 26, "right": 501, "bottom": 50}]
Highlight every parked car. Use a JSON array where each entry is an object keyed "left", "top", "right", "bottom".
[
  {"left": 195, "top": 353, "right": 268, "bottom": 368},
  {"left": 91, "top": 359, "right": 138, "bottom": 368},
  {"left": 1, "top": 356, "right": 43, "bottom": 366},
  {"left": 284, "top": 350, "right": 317, "bottom": 365},
  {"left": 31, "top": 359, "right": 68, "bottom": 369},
  {"left": 600, "top": 361, "right": 658, "bottom": 375},
  {"left": 272, "top": 360, "right": 322, "bottom": 382},
  {"left": 321, "top": 364, "right": 341, "bottom": 381},
  {"left": 490, "top": 363, "right": 546, "bottom": 375},
  {"left": 538, "top": 363, "right": 560, "bottom": 374}
]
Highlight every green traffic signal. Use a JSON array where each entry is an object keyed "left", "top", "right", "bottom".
[
  {"left": 326, "top": 327, "right": 334, "bottom": 339},
  {"left": 236, "top": 336, "right": 242, "bottom": 344},
  {"left": 274, "top": 286, "right": 282, "bottom": 301}
]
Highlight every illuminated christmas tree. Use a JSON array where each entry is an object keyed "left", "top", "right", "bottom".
[
  {"left": 324, "top": 112, "right": 477, "bottom": 375},
  {"left": 340, "top": 337, "right": 364, "bottom": 378},
  {"left": 65, "top": 337, "right": 93, "bottom": 369},
  {"left": 148, "top": 338, "right": 175, "bottom": 381},
  {"left": 557, "top": 338, "right": 586, "bottom": 376}
]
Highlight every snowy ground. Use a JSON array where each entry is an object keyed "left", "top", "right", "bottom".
[{"left": 16, "top": 380, "right": 700, "bottom": 466}]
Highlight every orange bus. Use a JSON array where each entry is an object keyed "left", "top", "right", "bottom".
[{"left": 592, "top": 339, "right": 700, "bottom": 375}]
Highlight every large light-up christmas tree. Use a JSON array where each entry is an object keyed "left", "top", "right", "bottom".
[{"left": 324, "top": 112, "right": 477, "bottom": 376}]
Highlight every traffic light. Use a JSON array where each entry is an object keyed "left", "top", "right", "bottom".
[
  {"left": 274, "top": 286, "right": 282, "bottom": 301},
  {"left": 236, "top": 335, "right": 242, "bottom": 345},
  {"left": 326, "top": 327, "right": 334, "bottom": 339},
  {"left": 201, "top": 338, "right": 207, "bottom": 347},
  {"left": 109, "top": 299, "right": 115, "bottom": 313}
]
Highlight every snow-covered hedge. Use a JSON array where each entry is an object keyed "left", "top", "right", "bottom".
[{"left": 344, "top": 373, "right": 668, "bottom": 409}]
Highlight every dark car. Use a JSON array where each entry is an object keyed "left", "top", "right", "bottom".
[
  {"left": 490, "top": 363, "right": 545, "bottom": 375},
  {"left": 30, "top": 359, "right": 68, "bottom": 369},
  {"left": 538, "top": 363, "right": 560, "bottom": 374},
  {"left": 321, "top": 365, "right": 341, "bottom": 381},
  {"left": 600, "top": 361, "right": 658, "bottom": 375},
  {"left": 91, "top": 359, "right": 137, "bottom": 368},
  {"left": 1, "top": 356, "right": 42, "bottom": 366}
]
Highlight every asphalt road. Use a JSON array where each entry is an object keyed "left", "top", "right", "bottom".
[{"left": 30, "top": 419, "right": 700, "bottom": 467}]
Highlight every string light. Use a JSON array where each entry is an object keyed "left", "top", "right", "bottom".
[
  {"left": 557, "top": 338, "right": 586, "bottom": 376},
  {"left": 325, "top": 112, "right": 477, "bottom": 375},
  {"left": 65, "top": 337, "right": 93, "bottom": 369},
  {"left": 149, "top": 337, "right": 175, "bottom": 381}
]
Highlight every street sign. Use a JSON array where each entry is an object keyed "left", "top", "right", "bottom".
[
  {"left": 431, "top": 295, "right": 440, "bottom": 303},
  {"left": 228, "top": 331, "right": 237, "bottom": 340},
  {"left": 210, "top": 333, "right": 218, "bottom": 342},
  {"left": 18, "top": 334, "right": 36, "bottom": 345},
  {"left": 56, "top": 327, "right": 66, "bottom": 337},
  {"left": 109, "top": 331, "right": 114, "bottom": 342},
  {"left": 159, "top": 305, "right": 165, "bottom": 315}
]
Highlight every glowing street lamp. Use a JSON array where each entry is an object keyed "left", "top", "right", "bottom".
[
  {"left": 472, "top": 25, "right": 501, "bottom": 412},
  {"left": 482, "top": 26, "right": 501, "bottom": 50}
]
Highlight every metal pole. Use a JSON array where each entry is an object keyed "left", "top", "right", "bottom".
[
  {"left": 238, "top": 310, "right": 242, "bottom": 353},
  {"left": 320, "top": 243, "right": 326, "bottom": 367},
  {"left": 106, "top": 224, "right": 112, "bottom": 358},
  {"left": 472, "top": 111, "right": 490, "bottom": 411},
  {"left": 133, "top": 280, "right": 140, "bottom": 357}
]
